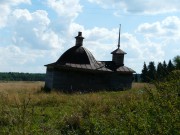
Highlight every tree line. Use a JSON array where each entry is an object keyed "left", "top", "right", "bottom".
[
  {"left": 141, "top": 55, "right": 180, "bottom": 82},
  {"left": 0, "top": 72, "right": 45, "bottom": 81},
  {"left": 0, "top": 55, "right": 179, "bottom": 82}
]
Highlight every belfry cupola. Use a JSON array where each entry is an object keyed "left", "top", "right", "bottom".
[
  {"left": 111, "top": 24, "right": 127, "bottom": 66},
  {"left": 56, "top": 32, "right": 98, "bottom": 65},
  {"left": 75, "top": 32, "right": 84, "bottom": 46}
]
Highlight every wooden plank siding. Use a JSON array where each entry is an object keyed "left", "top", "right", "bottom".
[{"left": 45, "top": 68, "right": 133, "bottom": 91}]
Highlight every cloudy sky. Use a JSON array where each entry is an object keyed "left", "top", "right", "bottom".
[{"left": 0, "top": 0, "right": 180, "bottom": 73}]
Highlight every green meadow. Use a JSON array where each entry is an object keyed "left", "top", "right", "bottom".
[{"left": 0, "top": 71, "right": 179, "bottom": 135}]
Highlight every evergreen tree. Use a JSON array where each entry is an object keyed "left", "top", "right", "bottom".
[
  {"left": 134, "top": 74, "right": 138, "bottom": 82},
  {"left": 162, "top": 61, "right": 168, "bottom": 77},
  {"left": 162, "top": 61, "right": 167, "bottom": 71},
  {"left": 167, "top": 60, "right": 175, "bottom": 72},
  {"left": 173, "top": 55, "right": 180, "bottom": 70},
  {"left": 0, "top": 72, "right": 45, "bottom": 81},
  {"left": 156, "top": 62, "right": 163, "bottom": 81},
  {"left": 147, "top": 61, "right": 156, "bottom": 82},
  {"left": 141, "top": 62, "right": 148, "bottom": 82}
]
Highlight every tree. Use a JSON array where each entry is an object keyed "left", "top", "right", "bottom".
[
  {"left": 141, "top": 62, "right": 148, "bottom": 82},
  {"left": 162, "top": 61, "right": 167, "bottom": 70},
  {"left": 147, "top": 61, "right": 156, "bottom": 82},
  {"left": 134, "top": 74, "right": 138, "bottom": 82},
  {"left": 173, "top": 55, "right": 180, "bottom": 70},
  {"left": 156, "top": 62, "right": 164, "bottom": 81},
  {"left": 161, "top": 60, "right": 168, "bottom": 77},
  {"left": 167, "top": 60, "right": 175, "bottom": 72},
  {"left": 0, "top": 72, "right": 45, "bottom": 81}
]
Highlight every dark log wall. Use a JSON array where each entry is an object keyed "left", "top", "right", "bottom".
[
  {"left": 109, "top": 73, "right": 133, "bottom": 90},
  {"left": 44, "top": 68, "right": 53, "bottom": 89},
  {"left": 45, "top": 68, "right": 133, "bottom": 91},
  {"left": 52, "top": 70, "right": 111, "bottom": 91},
  {"left": 112, "top": 54, "right": 124, "bottom": 66}
]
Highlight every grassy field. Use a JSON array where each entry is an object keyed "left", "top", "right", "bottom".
[{"left": 0, "top": 73, "right": 179, "bottom": 135}]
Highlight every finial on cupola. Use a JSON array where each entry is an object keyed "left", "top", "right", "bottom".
[
  {"left": 75, "top": 31, "right": 84, "bottom": 46},
  {"left": 118, "top": 24, "right": 121, "bottom": 49}
]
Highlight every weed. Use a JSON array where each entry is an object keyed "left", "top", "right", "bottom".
[{"left": 0, "top": 76, "right": 179, "bottom": 134}]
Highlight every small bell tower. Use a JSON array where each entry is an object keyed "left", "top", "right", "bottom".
[
  {"left": 111, "top": 24, "right": 126, "bottom": 66},
  {"left": 75, "top": 32, "right": 84, "bottom": 46}
]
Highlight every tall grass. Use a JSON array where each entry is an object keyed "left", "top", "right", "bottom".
[{"left": 0, "top": 72, "right": 179, "bottom": 135}]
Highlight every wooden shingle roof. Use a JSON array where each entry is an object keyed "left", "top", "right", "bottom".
[
  {"left": 45, "top": 43, "right": 111, "bottom": 72},
  {"left": 111, "top": 48, "right": 126, "bottom": 54},
  {"left": 56, "top": 45, "right": 97, "bottom": 65},
  {"left": 45, "top": 32, "right": 135, "bottom": 73}
]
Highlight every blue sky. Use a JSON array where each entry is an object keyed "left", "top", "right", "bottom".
[{"left": 0, "top": 0, "right": 180, "bottom": 73}]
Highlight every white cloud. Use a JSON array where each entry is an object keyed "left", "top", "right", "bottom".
[
  {"left": 0, "top": 0, "right": 31, "bottom": 28},
  {"left": 47, "top": 0, "right": 82, "bottom": 21},
  {"left": 0, "top": 0, "right": 179, "bottom": 73},
  {"left": 0, "top": 7, "right": 64, "bottom": 72},
  {"left": 0, "top": 44, "right": 63, "bottom": 73},
  {"left": 65, "top": 25, "right": 165, "bottom": 73},
  {"left": 0, "top": 4, "right": 11, "bottom": 28},
  {"left": 9, "top": 9, "right": 63, "bottom": 50},
  {"left": 44, "top": 0, "right": 83, "bottom": 47},
  {"left": 136, "top": 22, "right": 164, "bottom": 37},
  {"left": 0, "top": 45, "right": 40, "bottom": 71},
  {"left": 121, "top": 33, "right": 165, "bottom": 72},
  {"left": 0, "top": 0, "right": 31, "bottom": 5},
  {"left": 137, "top": 16, "right": 180, "bottom": 39},
  {"left": 67, "top": 25, "right": 168, "bottom": 73},
  {"left": 134, "top": 16, "right": 180, "bottom": 72},
  {"left": 69, "top": 23, "right": 85, "bottom": 36},
  {"left": 88, "top": 0, "right": 180, "bottom": 15},
  {"left": 0, "top": 0, "right": 83, "bottom": 72}
]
